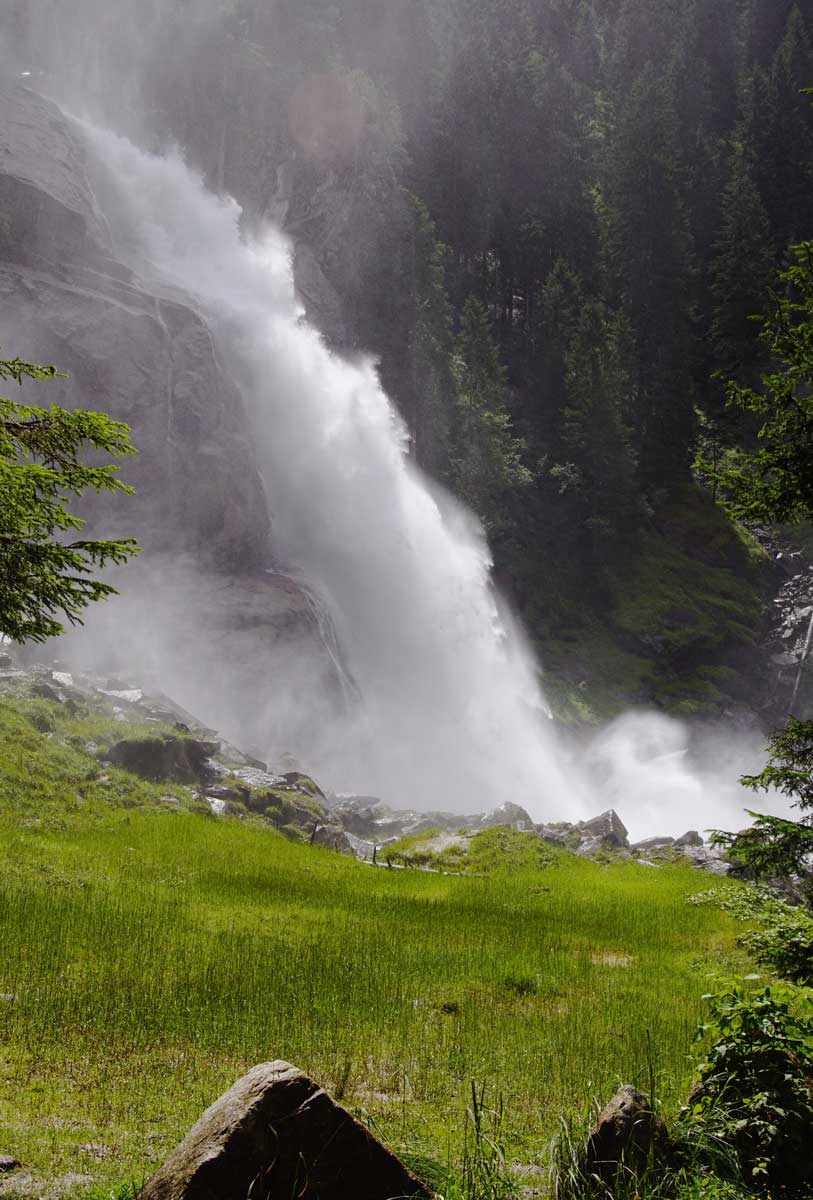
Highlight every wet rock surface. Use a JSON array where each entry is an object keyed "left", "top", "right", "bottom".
[
  {"left": 752, "top": 528, "right": 813, "bottom": 720},
  {"left": 2, "top": 647, "right": 731, "bottom": 872},
  {"left": 0, "top": 84, "right": 346, "bottom": 765},
  {"left": 140, "top": 1061, "right": 431, "bottom": 1200},
  {"left": 317, "top": 798, "right": 729, "bottom": 874},
  {"left": 0, "top": 84, "right": 270, "bottom": 570}
]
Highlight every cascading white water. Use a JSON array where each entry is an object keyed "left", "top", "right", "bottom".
[{"left": 79, "top": 121, "right": 579, "bottom": 817}]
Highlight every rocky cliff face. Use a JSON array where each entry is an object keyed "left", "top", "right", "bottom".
[
  {"left": 0, "top": 81, "right": 346, "bottom": 762},
  {"left": 0, "top": 81, "right": 269, "bottom": 567}
]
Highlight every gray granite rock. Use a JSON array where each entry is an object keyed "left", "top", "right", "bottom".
[{"left": 139, "top": 1061, "right": 431, "bottom": 1200}]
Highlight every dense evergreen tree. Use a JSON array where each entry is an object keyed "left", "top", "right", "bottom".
[
  {"left": 710, "top": 144, "right": 775, "bottom": 389},
  {"left": 448, "top": 297, "right": 532, "bottom": 541},
  {"left": 598, "top": 66, "right": 698, "bottom": 490},
  {"left": 14, "top": 0, "right": 812, "bottom": 638}
]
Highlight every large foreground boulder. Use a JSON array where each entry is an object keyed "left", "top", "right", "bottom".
[
  {"left": 584, "top": 1085, "right": 670, "bottom": 1183},
  {"left": 139, "top": 1061, "right": 432, "bottom": 1200}
]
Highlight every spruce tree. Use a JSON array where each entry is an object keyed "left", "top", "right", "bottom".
[{"left": 711, "top": 144, "right": 775, "bottom": 388}]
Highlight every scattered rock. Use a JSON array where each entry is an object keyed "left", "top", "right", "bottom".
[
  {"left": 675, "top": 830, "right": 704, "bottom": 848},
  {"left": 0, "top": 1158, "right": 19, "bottom": 1173},
  {"left": 577, "top": 810, "right": 629, "bottom": 849},
  {"left": 631, "top": 836, "right": 675, "bottom": 852},
  {"left": 229, "top": 768, "right": 283, "bottom": 793},
  {"left": 679, "top": 844, "right": 730, "bottom": 875},
  {"left": 139, "top": 1060, "right": 432, "bottom": 1200},
  {"left": 584, "top": 1085, "right": 670, "bottom": 1183},
  {"left": 79, "top": 1143, "right": 114, "bottom": 1162},
  {"left": 536, "top": 821, "right": 580, "bottom": 848},
  {"left": 480, "top": 802, "right": 535, "bottom": 830},
  {"left": 99, "top": 687, "right": 144, "bottom": 703},
  {"left": 576, "top": 836, "right": 607, "bottom": 858},
  {"left": 312, "top": 825, "right": 356, "bottom": 855},
  {"left": 31, "top": 681, "right": 62, "bottom": 704},
  {"left": 102, "top": 735, "right": 219, "bottom": 783},
  {"left": 279, "top": 772, "right": 325, "bottom": 799}
]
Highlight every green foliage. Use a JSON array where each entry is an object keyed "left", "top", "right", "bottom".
[
  {"left": 739, "top": 908, "right": 813, "bottom": 986},
  {"left": 695, "top": 883, "right": 813, "bottom": 984},
  {"left": 698, "top": 243, "right": 813, "bottom": 524},
  {"left": 449, "top": 297, "right": 532, "bottom": 538},
  {"left": 691, "top": 881, "right": 813, "bottom": 985},
  {"left": 716, "top": 812, "right": 813, "bottom": 900},
  {"left": 685, "top": 984, "right": 813, "bottom": 1195},
  {"left": 710, "top": 145, "right": 775, "bottom": 388},
  {"left": 697, "top": 236, "right": 813, "bottom": 900},
  {"left": 741, "top": 717, "right": 813, "bottom": 811},
  {"left": 0, "top": 356, "right": 138, "bottom": 643},
  {"left": 384, "top": 826, "right": 556, "bottom": 875},
  {"left": 710, "top": 720, "right": 813, "bottom": 902}
]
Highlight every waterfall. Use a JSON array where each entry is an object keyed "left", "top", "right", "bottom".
[{"left": 78, "top": 121, "right": 577, "bottom": 818}]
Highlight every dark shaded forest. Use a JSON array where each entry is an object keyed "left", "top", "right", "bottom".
[{"left": 7, "top": 0, "right": 813, "bottom": 715}]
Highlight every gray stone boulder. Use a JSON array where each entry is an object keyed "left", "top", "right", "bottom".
[
  {"left": 631, "top": 836, "right": 675, "bottom": 852},
  {"left": 139, "top": 1061, "right": 431, "bottom": 1200},
  {"left": 675, "top": 830, "right": 704, "bottom": 848},
  {"left": 679, "top": 844, "right": 730, "bottom": 875},
  {"left": 479, "top": 802, "right": 534, "bottom": 830},
  {"left": 536, "top": 821, "right": 580, "bottom": 849},
  {"left": 312, "top": 825, "right": 356, "bottom": 855},
  {"left": 577, "top": 810, "right": 629, "bottom": 850},
  {"left": 102, "top": 734, "right": 219, "bottom": 783},
  {"left": 584, "top": 1085, "right": 670, "bottom": 1183},
  {"left": 0, "top": 1156, "right": 20, "bottom": 1173}
]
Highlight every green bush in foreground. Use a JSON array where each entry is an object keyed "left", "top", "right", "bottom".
[
  {"left": 551, "top": 981, "right": 813, "bottom": 1200},
  {"left": 684, "top": 984, "right": 813, "bottom": 1197},
  {"left": 690, "top": 884, "right": 813, "bottom": 986}
]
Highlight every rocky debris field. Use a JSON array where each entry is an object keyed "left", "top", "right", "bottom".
[{"left": 0, "top": 644, "right": 731, "bottom": 874}]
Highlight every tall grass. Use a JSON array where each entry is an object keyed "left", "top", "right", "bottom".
[{"left": 0, "top": 802, "right": 750, "bottom": 1193}]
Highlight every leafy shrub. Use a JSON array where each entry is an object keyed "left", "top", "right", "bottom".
[
  {"left": 739, "top": 914, "right": 813, "bottom": 985},
  {"left": 683, "top": 984, "right": 813, "bottom": 1195},
  {"left": 688, "top": 884, "right": 813, "bottom": 984}
]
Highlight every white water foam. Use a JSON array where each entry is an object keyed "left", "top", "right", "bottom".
[
  {"left": 80, "top": 123, "right": 579, "bottom": 818},
  {"left": 71, "top": 120, "right": 795, "bottom": 841}
]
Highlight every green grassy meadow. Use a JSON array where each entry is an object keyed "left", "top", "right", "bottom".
[{"left": 0, "top": 686, "right": 754, "bottom": 1196}]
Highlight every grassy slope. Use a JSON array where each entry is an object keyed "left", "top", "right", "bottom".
[{"left": 0, "top": 686, "right": 755, "bottom": 1196}]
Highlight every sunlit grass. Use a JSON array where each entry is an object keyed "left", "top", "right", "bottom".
[
  {"left": 0, "top": 809, "right": 751, "bottom": 1193},
  {"left": 0, "top": 688, "right": 752, "bottom": 1195}
]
